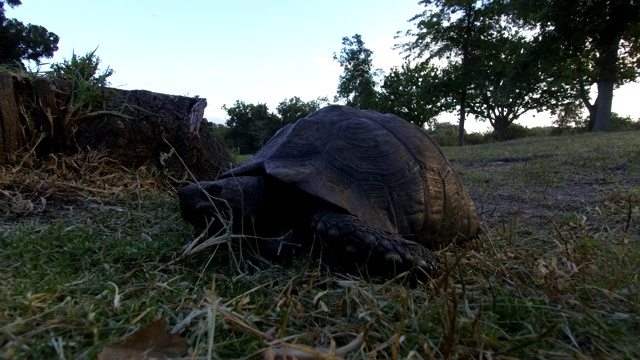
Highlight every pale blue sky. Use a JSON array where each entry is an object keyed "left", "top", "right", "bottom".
[{"left": 7, "top": 1, "right": 639, "bottom": 132}]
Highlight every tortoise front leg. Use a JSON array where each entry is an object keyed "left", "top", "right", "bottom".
[{"left": 311, "top": 210, "right": 439, "bottom": 282}]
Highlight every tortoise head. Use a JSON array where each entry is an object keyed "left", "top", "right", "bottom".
[{"left": 178, "top": 176, "right": 264, "bottom": 234}]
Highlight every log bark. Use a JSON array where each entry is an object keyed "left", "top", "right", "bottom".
[
  {"left": 75, "top": 89, "right": 235, "bottom": 180},
  {"left": 0, "top": 74, "right": 235, "bottom": 180},
  {"left": 0, "top": 73, "right": 23, "bottom": 164}
]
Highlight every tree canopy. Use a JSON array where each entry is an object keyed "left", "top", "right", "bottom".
[
  {"left": 0, "top": 0, "right": 59, "bottom": 66},
  {"left": 399, "top": 0, "right": 500, "bottom": 143},
  {"left": 396, "top": 1, "right": 572, "bottom": 140},
  {"left": 509, "top": 0, "right": 640, "bottom": 132},
  {"left": 378, "top": 62, "right": 445, "bottom": 128},
  {"left": 276, "top": 96, "right": 328, "bottom": 126},
  {"left": 222, "top": 97, "right": 326, "bottom": 154},
  {"left": 333, "top": 34, "right": 382, "bottom": 110},
  {"left": 393, "top": 0, "right": 640, "bottom": 140}
]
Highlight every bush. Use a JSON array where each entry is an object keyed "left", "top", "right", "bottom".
[
  {"left": 558, "top": 112, "right": 640, "bottom": 133},
  {"left": 526, "top": 126, "right": 554, "bottom": 137},
  {"left": 464, "top": 131, "right": 491, "bottom": 145},
  {"left": 427, "top": 122, "right": 458, "bottom": 147},
  {"left": 47, "top": 49, "right": 115, "bottom": 126},
  {"left": 500, "top": 123, "right": 532, "bottom": 141},
  {"left": 48, "top": 48, "right": 113, "bottom": 89},
  {"left": 611, "top": 113, "right": 640, "bottom": 131}
]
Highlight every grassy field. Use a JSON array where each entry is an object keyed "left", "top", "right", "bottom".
[{"left": 1, "top": 131, "right": 639, "bottom": 359}]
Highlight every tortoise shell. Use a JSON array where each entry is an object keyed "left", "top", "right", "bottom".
[{"left": 222, "top": 105, "right": 480, "bottom": 248}]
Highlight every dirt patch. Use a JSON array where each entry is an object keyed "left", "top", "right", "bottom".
[{"left": 456, "top": 159, "right": 640, "bottom": 236}]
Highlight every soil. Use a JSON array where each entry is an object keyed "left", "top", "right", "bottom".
[{"left": 457, "top": 159, "right": 640, "bottom": 236}]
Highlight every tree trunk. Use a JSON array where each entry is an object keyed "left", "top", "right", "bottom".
[
  {"left": 578, "top": 82, "right": 598, "bottom": 131},
  {"left": 457, "top": 89, "right": 466, "bottom": 146},
  {"left": 591, "top": 40, "right": 619, "bottom": 132},
  {"left": 457, "top": 4, "right": 473, "bottom": 147},
  {"left": 592, "top": 77, "right": 614, "bottom": 132},
  {"left": 491, "top": 115, "right": 510, "bottom": 141},
  {"left": 0, "top": 74, "right": 235, "bottom": 180},
  {"left": 585, "top": 99, "right": 598, "bottom": 132}
]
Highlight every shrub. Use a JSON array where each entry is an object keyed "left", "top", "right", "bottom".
[
  {"left": 611, "top": 113, "right": 640, "bottom": 131},
  {"left": 48, "top": 48, "right": 113, "bottom": 89},
  {"left": 427, "top": 122, "right": 458, "bottom": 147},
  {"left": 47, "top": 48, "right": 115, "bottom": 125},
  {"left": 463, "top": 132, "right": 484, "bottom": 145},
  {"left": 497, "top": 123, "right": 532, "bottom": 141}
]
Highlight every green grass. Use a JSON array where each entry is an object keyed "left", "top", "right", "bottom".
[
  {"left": 1, "top": 131, "right": 639, "bottom": 359},
  {"left": 233, "top": 153, "right": 253, "bottom": 164}
]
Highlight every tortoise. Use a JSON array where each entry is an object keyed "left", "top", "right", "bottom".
[{"left": 178, "top": 105, "right": 480, "bottom": 281}]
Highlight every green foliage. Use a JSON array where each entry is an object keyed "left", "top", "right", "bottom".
[
  {"left": 429, "top": 122, "right": 558, "bottom": 146},
  {"left": 553, "top": 101, "right": 586, "bottom": 133},
  {"left": 222, "top": 97, "right": 328, "bottom": 154},
  {"left": 333, "top": 34, "right": 382, "bottom": 110},
  {"left": 398, "top": 0, "right": 568, "bottom": 142},
  {"left": 49, "top": 48, "right": 113, "bottom": 88},
  {"left": 611, "top": 113, "right": 640, "bottom": 131},
  {"left": 0, "top": 0, "right": 59, "bottom": 66},
  {"left": 463, "top": 131, "right": 489, "bottom": 145},
  {"left": 467, "top": 29, "right": 570, "bottom": 140},
  {"left": 509, "top": 0, "right": 640, "bottom": 132},
  {"left": 276, "top": 96, "right": 327, "bottom": 126},
  {"left": 498, "top": 123, "right": 531, "bottom": 141},
  {"left": 378, "top": 62, "right": 445, "bottom": 128},
  {"left": 396, "top": 0, "right": 639, "bottom": 140},
  {"left": 207, "top": 121, "right": 228, "bottom": 141},
  {"left": 37, "top": 49, "right": 122, "bottom": 151},
  {"left": 47, "top": 49, "right": 116, "bottom": 129},
  {"left": 428, "top": 122, "right": 494, "bottom": 146},
  {"left": 551, "top": 110, "right": 640, "bottom": 135},
  {"left": 223, "top": 101, "right": 280, "bottom": 154},
  {"left": 427, "top": 121, "right": 460, "bottom": 147},
  {"left": 398, "top": 0, "right": 502, "bottom": 143}
]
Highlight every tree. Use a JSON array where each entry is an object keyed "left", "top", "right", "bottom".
[
  {"left": 552, "top": 100, "right": 585, "bottom": 134},
  {"left": 208, "top": 122, "right": 229, "bottom": 141},
  {"left": 401, "top": 0, "right": 572, "bottom": 140},
  {"left": 222, "top": 97, "right": 330, "bottom": 154},
  {"left": 464, "top": 25, "right": 570, "bottom": 140},
  {"left": 223, "top": 101, "right": 279, "bottom": 154},
  {"left": 334, "top": 34, "right": 382, "bottom": 110},
  {"left": 510, "top": 0, "right": 640, "bottom": 132},
  {"left": 427, "top": 121, "right": 461, "bottom": 146},
  {"left": 399, "top": 0, "right": 498, "bottom": 145},
  {"left": 276, "top": 96, "right": 328, "bottom": 126},
  {"left": 378, "top": 62, "right": 446, "bottom": 128},
  {"left": 0, "top": 0, "right": 59, "bottom": 66}
]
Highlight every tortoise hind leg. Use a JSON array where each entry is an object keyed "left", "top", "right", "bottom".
[{"left": 311, "top": 209, "right": 439, "bottom": 282}]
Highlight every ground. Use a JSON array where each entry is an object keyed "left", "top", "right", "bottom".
[{"left": 1, "top": 131, "right": 639, "bottom": 359}]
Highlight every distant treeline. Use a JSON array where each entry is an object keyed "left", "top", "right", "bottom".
[{"left": 210, "top": 102, "right": 640, "bottom": 152}]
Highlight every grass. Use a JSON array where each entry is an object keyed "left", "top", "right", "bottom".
[{"left": 1, "top": 131, "right": 639, "bottom": 359}]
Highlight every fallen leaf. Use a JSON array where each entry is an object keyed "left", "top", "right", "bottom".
[{"left": 98, "top": 318, "right": 189, "bottom": 360}]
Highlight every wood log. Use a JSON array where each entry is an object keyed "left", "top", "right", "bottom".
[
  {"left": 0, "top": 74, "right": 235, "bottom": 180},
  {"left": 0, "top": 73, "right": 23, "bottom": 164},
  {"left": 75, "top": 89, "right": 235, "bottom": 180}
]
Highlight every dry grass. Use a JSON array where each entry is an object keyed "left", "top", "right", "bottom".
[{"left": 1, "top": 131, "right": 639, "bottom": 359}]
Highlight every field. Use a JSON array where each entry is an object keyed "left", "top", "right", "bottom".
[{"left": 1, "top": 131, "right": 639, "bottom": 359}]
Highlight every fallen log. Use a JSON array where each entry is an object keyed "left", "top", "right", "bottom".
[{"left": 0, "top": 72, "right": 235, "bottom": 180}]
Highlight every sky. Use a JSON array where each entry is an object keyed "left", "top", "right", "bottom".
[{"left": 7, "top": 0, "right": 640, "bottom": 133}]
